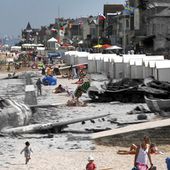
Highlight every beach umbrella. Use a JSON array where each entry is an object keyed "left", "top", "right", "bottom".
[
  {"left": 78, "top": 40, "right": 83, "bottom": 44},
  {"left": 93, "top": 44, "right": 102, "bottom": 48},
  {"left": 106, "top": 45, "right": 122, "bottom": 50},
  {"left": 102, "top": 44, "right": 112, "bottom": 49}
]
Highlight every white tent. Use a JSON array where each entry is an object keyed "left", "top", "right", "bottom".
[
  {"left": 11, "top": 46, "right": 21, "bottom": 52},
  {"left": 94, "top": 54, "right": 104, "bottom": 73},
  {"left": 143, "top": 56, "right": 164, "bottom": 78},
  {"left": 155, "top": 60, "right": 170, "bottom": 82},
  {"left": 75, "top": 52, "right": 89, "bottom": 64},
  {"left": 130, "top": 58, "right": 143, "bottom": 79},
  {"left": 88, "top": 53, "right": 101, "bottom": 73},
  {"left": 114, "top": 57, "right": 123, "bottom": 79},
  {"left": 123, "top": 54, "right": 146, "bottom": 78},
  {"left": 63, "top": 51, "right": 77, "bottom": 65}
]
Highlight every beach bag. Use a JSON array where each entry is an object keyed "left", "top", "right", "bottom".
[
  {"left": 166, "top": 157, "right": 170, "bottom": 170},
  {"left": 148, "top": 166, "right": 156, "bottom": 170}
]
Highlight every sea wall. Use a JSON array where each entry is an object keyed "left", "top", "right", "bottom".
[{"left": 94, "top": 126, "right": 170, "bottom": 147}]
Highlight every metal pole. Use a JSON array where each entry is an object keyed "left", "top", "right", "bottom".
[
  {"left": 98, "top": 15, "right": 100, "bottom": 53},
  {"left": 123, "top": 17, "right": 126, "bottom": 54}
]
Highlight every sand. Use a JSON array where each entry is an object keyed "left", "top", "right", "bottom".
[
  {"left": 0, "top": 143, "right": 169, "bottom": 170},
  {"left": 0, "top": 69, "right": 170, "bottom": 170}
]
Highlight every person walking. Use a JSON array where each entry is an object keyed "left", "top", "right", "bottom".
[
  {"left": 36, "top": 78, "right": 42, "bottom": 96},
  {"left": 20, "top": 141, "right": 33, "bottom": 164},
  {"left": 134, "top": 136, "right": 153, "bottom": 170}
]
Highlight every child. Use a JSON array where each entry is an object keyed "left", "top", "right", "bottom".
[
  {"left": 86, "top": 156, "right": 96, "bottom": 170},
  {"left": 20, "top": 141, "right": 33, "bottom": 164}
]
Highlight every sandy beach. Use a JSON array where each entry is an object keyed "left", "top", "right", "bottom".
[
  {"left": 0, "top": 142, "right": 170, "bottom": 170},
  {"left": 0, "top": 69, "right": 170, "bottom": 170}
]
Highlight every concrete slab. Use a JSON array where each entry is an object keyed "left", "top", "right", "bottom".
[
  {"left": 91, "top": 118, "right": 170, "bottom": 139},
  {"left": 25, "top": 85, "right": 35, "bottom": 92}
]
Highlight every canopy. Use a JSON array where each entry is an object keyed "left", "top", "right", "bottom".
[
  {"left": 47, "top": 37, "right": 58, "bottom": 42},
  {"left": 106, "top": 45, "right": 122, "bottom": 50},
  {"left": 102, "top": 44, "right": 112, "bottom": 49},
  {"left": 93, "top": 44, "right": 102, "bottom": 48}
]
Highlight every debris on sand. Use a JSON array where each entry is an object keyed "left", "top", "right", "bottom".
[{"left": 127, "top": 105, "right": 151, "bottom": 115}]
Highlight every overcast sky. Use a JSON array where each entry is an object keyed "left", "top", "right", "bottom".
[{"left": 0, "top": 0, "right": 125, "bottom": 37}]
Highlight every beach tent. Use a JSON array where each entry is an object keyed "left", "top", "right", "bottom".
[
  {"left": 143, "top": 56, "right": 164, "bottom": 78},
  {"left": 154, "top": 60, "right": 170, "bottom": 82},
  {"left": 69, "top": 51, "right": 78, "bottom": 65},
  {"left": 88, "top": 53, "right": 101, "bottom": 73},
  {"left": 64, "top": 51, "right": 77, "bottom": 64},
  {"left": 112, "top": 56, "right": 123, "bottom": 79},
  {"left": 37, "top": 47, "right": 46, "bottom": 56},
  {"left": 102, "top": 54, "right": 118, "bottom": 78},
  {"left": 75, "top": 52, "right": 89, "bottom": 64},
  {"left": 11, "top": 46, "right": 21, "bottom": 52},
  {"left": 103, "top": 54, "right": 111, "bottom": 74},
  {"left": 130, "top": 58, "right": 143, "bottom": 79},
  {"left": 63, "top": 51, "right": 77, "bottom": 65},
  {"left": 94, "top": 54, "right": 104, "bottom": 73},
  {"left": 148, "top": 60, "right": 157, "bottom": 77},
  {"left": 123, "top": 54, "right": 146, "bottom": 78}
]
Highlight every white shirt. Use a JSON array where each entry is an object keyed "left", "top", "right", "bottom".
[{"left": 136, "top": 146, "right": 149, "bottom": 164}]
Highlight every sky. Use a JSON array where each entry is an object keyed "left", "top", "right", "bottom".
[{"left": 0, "top": 0, "right": 125, "bottom": 37}]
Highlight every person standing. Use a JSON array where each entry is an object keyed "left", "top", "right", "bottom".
[
  {"left": 20, "top": 141, "right": 33, "bottom": 164},
  {"left": 134, "top": 136, "right": 153, "bottom": 170},
  {"left": 86, "top": 156, "right": 96, "bottom": 170},
  {"left": 36, "top": 78, "right": 42, "bottom": 96},
  {"left": 41, "top": 66, "right": 46, "bottom": 75}
]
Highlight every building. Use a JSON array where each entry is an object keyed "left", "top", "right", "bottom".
[
  {"left": 22, "top": 22, "right": 40, "bottom": 44},
  {"left": 103, "top": 4, "right": 124, "bottom": 46},
  {"left": 128, "top": 0, "right": 170, "bottom": 55}
]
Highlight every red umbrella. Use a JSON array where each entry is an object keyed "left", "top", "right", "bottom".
[{"left": 102, "top": 44, "right": 112, "bottom": 49}]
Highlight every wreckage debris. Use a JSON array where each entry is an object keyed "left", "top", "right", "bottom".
[
  {"left": 127, "top": 105, "right": 151, "bottom": 115},
  {"left": 137, "top": 114, "right": 147, "bottom": 120},
  {"left": 90, "top": 119, "right": 95, "bottom": 123},
  {"left": 81, "top": 121, "right": 85, "bottom": 125},
  {"left": 89, "top": 77, "right": 170, "bottom": 103},
  {"left": 114, "top": 119, "right": 148, "bottom": 126},
  {"left": 88, "top": 78, "right": 145, "bottom": 103}
]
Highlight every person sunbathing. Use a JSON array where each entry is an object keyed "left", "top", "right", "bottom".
[
  {"left": 53, "top": 84, "right": 65, "bottom": 93},
  {"left": 117, "top": 143, "right": 163, "bottom": 155}
]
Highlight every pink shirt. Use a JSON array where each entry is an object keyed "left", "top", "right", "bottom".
[{"left": 86, "top": 162, "right": 96, "bottom": 170}]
